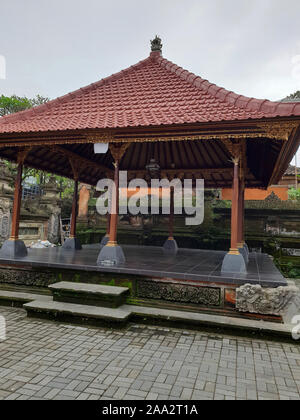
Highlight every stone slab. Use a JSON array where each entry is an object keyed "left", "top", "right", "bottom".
[
  {"left": 0, "top": 290, "right": 52, "bottom": 307},
  {"left": 125, "top": 305, "right": 293, "bottom": 340},
  {"left": 24, "top": 299, "right": 131, "bottom": 326},
  {"left": 49, "top": 281, "right": 128, "bottom": 296},
  {"left": 22, "top": 298, "right": 294, "bottom": 340},
  {"left": 49, "top": 281, "right": 129, "bottom": 308}
]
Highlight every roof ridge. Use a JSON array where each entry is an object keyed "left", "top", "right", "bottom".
[
  {"left": 0, "top": 56, "right": 151, "bottom": 125},
  {"left": 154, "top": 54, "right": 300, "bottom": 115}
]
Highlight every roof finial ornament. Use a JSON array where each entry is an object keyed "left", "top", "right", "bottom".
[{"left": 151, "top": 35, "right": 162, "bottom": 53}]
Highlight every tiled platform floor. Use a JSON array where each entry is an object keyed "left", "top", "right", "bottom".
[
  {"left": 0, "top": 245, "right": 286, "bottom": 287},
  {"left": 0, "top": 306, "right": 299, "bottom": 400}
]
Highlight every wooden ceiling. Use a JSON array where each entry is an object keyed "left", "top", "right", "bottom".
[{"left": 0, "top": 136, "right": 289, "bottom": 189}]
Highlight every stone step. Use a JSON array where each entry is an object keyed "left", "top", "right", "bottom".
[
  {"left": 24, "top": 299, "right": 131, "bottom": 327},
  {"left": 48, "top": 281, "right": 129, "bottom": 308},
  {"left": 22, "top": 298, "right": 292, "bottom": 340},
  {"left": 0, "top": 290, "right": 52, "bottom": 307}
]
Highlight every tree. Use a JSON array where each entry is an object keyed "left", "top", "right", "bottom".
[
  {"left": 288, "top": 187, "right": 300, "bottom": 201},
  {"left": 0, "top": 94, "right": 74, "bottom": 198},
  {"left": 283, "top": 91, "right": 300, "bottom": 101},
  {"left": 0, "top": 94, "right": 49, "bottom": 116}
]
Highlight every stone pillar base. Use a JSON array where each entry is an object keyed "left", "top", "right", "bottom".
[
  {"left": 238, "top": 243, "right": 249, "bottom": 265},
  {"left": 100, "top": 234, "right": 109, "bottom": 248},
  {"left": 62, "top": 237, "right": 82, "bottom": 250},
  {"left": 0, "top": 239, "right": 28, "bottom": 258},
  {"left": 221, "top": 250, "right": 247, "bottom": 274},
  {"left": 163, "top": 238, "right": 178, "bottom": 254},
  {"left": 97, "top": 243, "right": 125, "bottom": 266}
]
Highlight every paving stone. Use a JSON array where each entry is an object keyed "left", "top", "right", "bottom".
[{"left": 1, "top": 306, "right": 300, "bottom": 401}]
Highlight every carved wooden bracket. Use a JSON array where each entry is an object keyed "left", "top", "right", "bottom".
[
  {"left": 221, "top": 139, "right": 248, "bottom": 179},
  {"left": 17, "top": 147, "right": 32, "bottom": 165},
  {"left": 68, "top": 157, "right": 82, "bottom": 181},
  {"left": 221, "top": 139, "right": 242, "bottom": 160},
  {"left": 109, "top": 143, "right": 131, "bottom": 162}
]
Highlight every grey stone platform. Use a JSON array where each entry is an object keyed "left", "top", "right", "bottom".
[
  {"left": 49, "top": 281, "right": 129, "bottom": 308},
  {"left": 0, "top": 244, "right": 287, "bottom": 288}
]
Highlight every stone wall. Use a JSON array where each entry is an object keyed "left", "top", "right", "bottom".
[{"left": 0, "top": 166, "right": 61, "bottom": 245}]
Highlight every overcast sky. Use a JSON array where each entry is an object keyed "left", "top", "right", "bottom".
[{"left": 0, "top": 0, "right": 299, "bottom": 164}]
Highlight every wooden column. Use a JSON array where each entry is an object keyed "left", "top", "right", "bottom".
[
  {"left": 237, "top": 178, "right": 245, "bottom": 247},
  {"left": 69, "top": 179, "right": 79, "bottom": 239},
  {"left": 107, "top": 159, "right": 119, "bottom": 246},
  {"left": 106, "top": 213, "right": 111, "bottom": 236},
  {"left": 62, "top": 157, "right": 82, "bottom": 250},
  {"left": 229, "top": 158, "right": 240, "bottom": 254},
  {"left": 9, "top": 162, "right": 23, "bottom": 240},
  {"left": 168, "top": 187, "right": 174, "bottom": 240},
  {"left": 106, "top": 143, "right": 130, "bottom": 248},
  {"left": 10, "top": 149, "right": 30, "bottom": 241}
]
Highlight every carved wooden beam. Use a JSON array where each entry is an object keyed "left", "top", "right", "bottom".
[
  {"left": 128, "top": 167, "right": 234, "bottom": 179},
  {"left": 49, "top": 146, "right": 113, "bottom": 177}
]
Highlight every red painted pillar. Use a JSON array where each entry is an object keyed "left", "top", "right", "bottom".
[
  {"left": 229, "top": 159, "right": 240, "bottom": 254},
  {"left": 237, "top": 179, "right": 245, "bottom": 248},
  {"left": 10, "top": 162, "right": 23, "bottom": 240},
  {"left": 108, "top": 159, "right": 119, "bottom": 246},
  {"left": 69, "top": 179, "right": 79, "bottom": 239},
  {"left": 106, "top": 213, "right": 111, "bottom": 237},
  {"left": 168, "top": 187, "right": 174, "bottom": 240}
]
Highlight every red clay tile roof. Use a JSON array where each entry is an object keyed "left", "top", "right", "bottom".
[
  {"left": 284, "top": 165, "right": 300, "bottom": 176},
  {"left": 1, "top": 51, "right": 300, "bottom": 133}
]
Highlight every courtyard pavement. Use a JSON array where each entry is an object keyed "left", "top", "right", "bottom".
[{"left": 0, "top": 306, "right": 299, "bottom": 400}]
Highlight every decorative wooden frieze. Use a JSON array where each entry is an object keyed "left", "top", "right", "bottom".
[
  {"left": 2, "top": 121, "right": 298, "bottom": 149},
  {"left": 137, "top": 280, "right": 221, "bottom": 307},
  {"left": 257, "top": 121, "right": 299, "bottom": 141}
]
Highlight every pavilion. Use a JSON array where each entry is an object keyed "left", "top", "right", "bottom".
[{"left": 0, "top": 36, "right": 299, "bottom": 276}]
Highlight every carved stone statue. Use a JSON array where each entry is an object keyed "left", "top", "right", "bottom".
[
  {"left": 151, "top": 35, "right": 163, "bottom": 52},
  {"left": 236, "top": 283, "right": 299, "bottom": 315}
]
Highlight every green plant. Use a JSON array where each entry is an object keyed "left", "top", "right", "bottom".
[
  {"left": 288, "top": 188, "right": 300, "bottom": 201},
  {"left": 0, "top": 94, "right": 49, "bottom": 116}
]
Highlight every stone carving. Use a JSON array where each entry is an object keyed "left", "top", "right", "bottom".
[
  {"left": 1, "top": 215, "right": 9, "bottom": 238},
  {"left": 138, "top": 280, "right": 220, "bottom": 307},
  {"left": 236, "top": 283, "right": 300, "bottom": 315},
  {"left": 47, "top": 213, "right": 60, "bottom": 244},
  {"left": 264, "top": 191, "right": 282, "bottom": 204},
  {"left": 0, "top": 268, "right": 54, "bottom": 287},
  {"left": 151, "top": 35, "right": 163, "bottom": 52}
]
